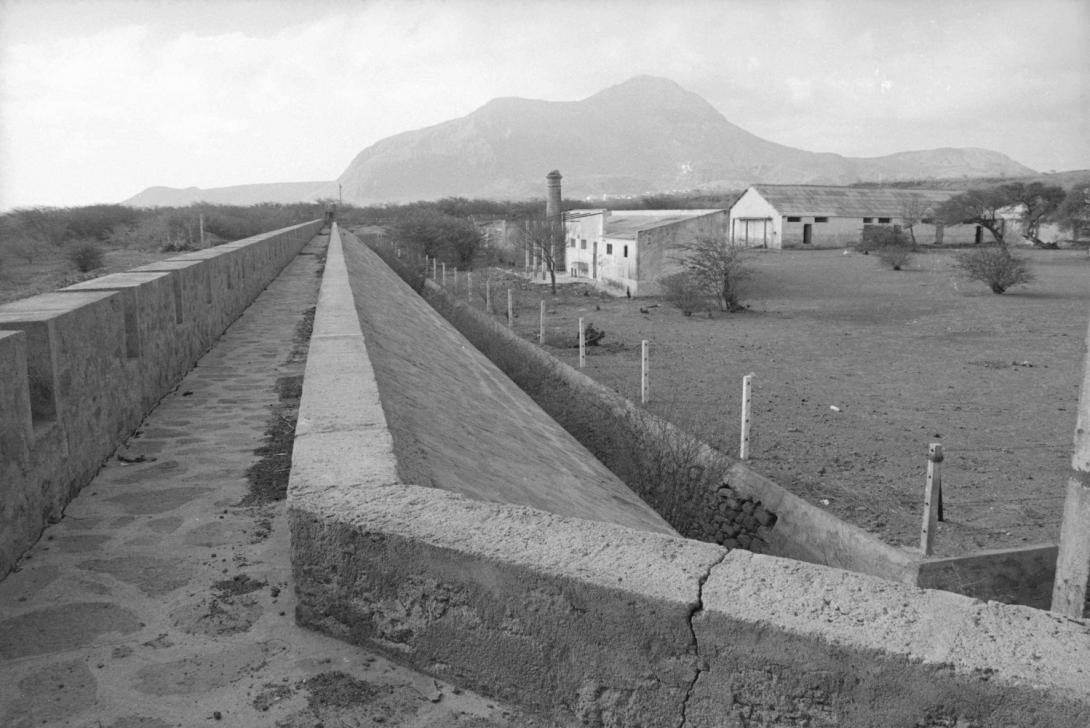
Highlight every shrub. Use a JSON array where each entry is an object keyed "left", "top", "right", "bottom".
[
  {"left": 860, "top": 224, "right": 913, "bottom": 270},
  {"left": 955, "top": 246, "right": 1034, "bottom": 294},
  {"left": 67, "top": 241, "right": 105, "bottom": 272},
  {"left": 659, "top": 271, "right": 706, "bottom": 316}
]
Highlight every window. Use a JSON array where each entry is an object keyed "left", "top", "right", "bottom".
[
  {"left": 580, "top": 239, "right": 587, "bottom": 250},
  {"left": 568, "top": 237, "right": 575, "bottom": 248},
  {"left": 815, "top": 217, "right": 828, "bottom": 223},
  {"left": 878, "top": 217, "right": 891, "bottom": 224},
  {"left": 623, "top": 245, "right": 629, "bottom": 258},
  {"left": 863, "top": 217, "right": 873, "bottom": 223},
  {"left": 787, "top": 216, "right": 801, "bottom": 223},
  {"left": 922, "top": 217, "right": 934, "bottom": 224},
  {"left": 606, "top": 243, "right": 613, "bottom": 255}
]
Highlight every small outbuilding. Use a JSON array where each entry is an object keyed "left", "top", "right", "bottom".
[
  {"left": 563, "top": 208, "right": 728, "bottom": 296},
  {"left": 729, "top": 184, "right": 981, "bottom": 248}
]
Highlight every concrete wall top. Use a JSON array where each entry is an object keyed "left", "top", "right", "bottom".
[
  {"left": 0, "top": 290, "right": 118, "bottom": 320},
  {"left": 62, "top": 271, "right": 175, "bottom": 290},
  {"left": 128, "top": 260, "right": 208, "bottom": 272}
]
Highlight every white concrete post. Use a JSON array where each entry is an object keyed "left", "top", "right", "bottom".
[
  {"left": 1052, "top": 313, "right": 1090, "bottom": 618},
  {"left": 641, "top": 340, "right": 649, "bottom": 404},
  {"left": 739, "top": 373, "right": 753, "bottom": 460},
  {"left": 433, "top": 257, "right": 437, "bottom": 280},
  {"left": 467, "top": 271, "right": 473, "bottom": 304},
  {"left": 442, "top": 262, "right": 447, "bottom": 287},
  {"left": 578, "top": 317, "right": 586, "bottom": 368},
  {"left": 486, "top": 279, "right": 493, "bottom": 314},
  {"left": 921, "top": 443, "right": 944, "bottom": 557},
  {"left": 507, "top": 289, "right": 514, "bottom": 327},
  {"left": 539, "top": 300, "right": 546, "bottom": 345}
]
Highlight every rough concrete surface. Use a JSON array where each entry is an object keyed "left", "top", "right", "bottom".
[
  {"left": 339, "top": 230, "right": 675, "bottom": 536},
  {"left": 0, "top": 236, "right": 548, "bottom": 727}
]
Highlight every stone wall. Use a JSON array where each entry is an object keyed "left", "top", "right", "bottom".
[
  {"left": 290, "top": 224, "right": 1090, "bottom": 726},
  {"left": 0, "top": 220, "right": 323, "bottom": 577}
]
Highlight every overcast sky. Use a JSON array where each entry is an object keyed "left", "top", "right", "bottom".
[{"left": 1, "top": 0, "right": 1087, "bottom": 209}]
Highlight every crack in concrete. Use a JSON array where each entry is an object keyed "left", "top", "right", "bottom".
[{"left": 678, "top": 548, "right": 729, "bottom": 728}]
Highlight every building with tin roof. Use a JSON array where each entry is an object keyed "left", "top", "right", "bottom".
[
  {"left": 729, "top": 184, "right": 984, "bottom": 248},
  {"left": 563, "top": 208, "right": 728, "bottom": 296}
]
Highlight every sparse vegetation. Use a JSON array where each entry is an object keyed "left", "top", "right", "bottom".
[
  {"left": 66, "top": 240, "right": 105, "bottom": 272},
  {"left": 516, "top": 215, "right": 565, "bottom": 294},
  {"left": 659, "top": 271, "right": 705, "bottom": 315},
  {"left": 671, "top": 235, "right": 750, "bottom": 312},
  {"left": 859, "top": 225, "right": 914, "bottom": 270},
  {"left": 955, "top": 246, "right": 1034, "bottom": 293}
]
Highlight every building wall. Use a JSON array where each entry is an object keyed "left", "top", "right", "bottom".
[
  {"left": 729, "top": 189, "right": 782, "bottom": 248},
  {"left": 633, "top": 211, "right": 729, "bottom": 296},
  {"left": 564, "top": 211, "right": 607, "bottom": 278}
]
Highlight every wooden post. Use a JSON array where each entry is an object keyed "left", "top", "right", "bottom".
[
  {"left": 442, "top": 262, "right": 447, "bottom": 287},
  {"left": 921, "top": 443, "right": 944, "bottom": 556},
  {"left": 539, "top": 300, "right": 546, "bottom": 345},
  {"left": 641, "top": 340, "right": 649, "bottom": 404},
  {"left": 199, "top": 213, "right": 205, "bottom": 247},
  {"left": 467, "top": 271, "right": 473, "bottom": 304},
  {"left": 453, "top": 268, "right": 459, "bottom": 289},
  {"left": 432, "top": 257, "right": 437, "bottom": 280},
  {"left": 739, "top": 373, "right": 753, "bottom": 460},
  {"left": 486, "top": 279, "right": 493, "bottom": 314},
  {"left": 506, "top": 289, "right": 513, "bottom": 327},
  {"left": 578, "top": 317, "right": 586, "bottom": 368},
  {"left": 1052, "top": 313, "right": 1090, "bottom": 618}
]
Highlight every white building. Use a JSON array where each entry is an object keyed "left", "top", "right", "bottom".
[
  {"left": 563, "top": 209, "right": 728, "bottom": 296},
  {"left": 729, "top": 185, "right": 982, "bottom": 248}
]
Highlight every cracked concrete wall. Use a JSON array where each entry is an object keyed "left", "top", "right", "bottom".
[
  {"left": 290, "top": 224, "right": 1090, "bottom": 727},
  {"left": 0, "top": 220, "right": 323, "bottom": 578}
]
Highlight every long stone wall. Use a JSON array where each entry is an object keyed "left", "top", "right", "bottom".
[
  {"left": 289, "top": 225, "right": 1090, "bottom": 727},
  {"left": 0, "top": 220, "right": 323, "bottom": 577}
]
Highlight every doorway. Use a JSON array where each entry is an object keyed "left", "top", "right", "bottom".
[{"left": 803, "top": 223, "right": 812, "bottom": 245}]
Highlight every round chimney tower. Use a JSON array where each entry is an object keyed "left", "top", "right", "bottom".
[{"left": 545, "top": 170, "right": 562, "bottom": 223}]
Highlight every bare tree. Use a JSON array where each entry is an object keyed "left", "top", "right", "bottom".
[
  {"left": 671, "top": 235, "right": 750, "bottom": 312},
  {"left": 517, "top": 216, "right": 566, "bottom": 294},
  {"left": 899, "top": 194, "right": 931, "bottom": 245}
]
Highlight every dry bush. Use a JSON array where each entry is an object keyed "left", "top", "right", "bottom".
[
  {"left": 955, "top": 246, "right": 1034, "bottom": 294},
  {"left": 66, "top": 240, "right": 104, "bottom": 272},
  {"left": 659, "top": 271, "right": 706, "bottom": 316}
]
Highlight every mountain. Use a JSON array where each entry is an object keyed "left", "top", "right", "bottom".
[
  {"left": 123, "top": 180, "right": 337, "bottom": 207},
  {"left": 336, "top": 76, "right": 1035, "bottom": 203},
  {"left": 123, "top": 76, "right": 1036, "bottom": 207}
]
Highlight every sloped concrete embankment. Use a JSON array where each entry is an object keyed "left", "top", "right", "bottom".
[
  {"left": 289, "top": 225, "right": 1090, "bottom": 727},
  {"left": 408, "top": 251, "right": 1061, "bottom": 609},
  {"left": 0, "top": 220, "right": 323, "bottom": 577}
]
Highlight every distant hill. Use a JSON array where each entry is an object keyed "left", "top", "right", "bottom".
[
  {"left": 336, "top": 76, "right": 1036, "bottom": 204},
  {"left": 123, "top": 181, "right": 337, "bottom": 207},
  {"left": 124, "top": 76, "right": 1040, "bottom": 207}
]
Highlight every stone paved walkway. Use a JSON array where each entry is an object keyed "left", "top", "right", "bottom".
[{"left": 0, "top": 235, "right": 548, "bottom": 727}]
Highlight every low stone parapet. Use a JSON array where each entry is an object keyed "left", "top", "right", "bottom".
[{"left": 0, "top": 219, "right": 323, "bottom": 577}]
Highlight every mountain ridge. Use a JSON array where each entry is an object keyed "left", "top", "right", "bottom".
[{"left": 124, "top": 76, "right": 1037, "bottom": 207}]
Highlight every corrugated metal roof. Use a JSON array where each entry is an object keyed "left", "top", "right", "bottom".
[
  {"left": 751, "top": 185, "right": 959, "bottom": 217},
  {"left": 604, "top": 210, "right": 723, "bottom": 238}
]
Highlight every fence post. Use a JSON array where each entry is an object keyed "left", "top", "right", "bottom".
[
  {"left": 453, "top": 268, "right": 459, "bottom": 289},
  {"left": 539, "top": 300, "right": 546, "bottom": 345},
  {"left": 467, "top": 271, "right": 473, "bottom": 304},
  {"left": 641, "top": 340, "right": 649, "bottom": 404},
  {"left": 432, "top": 258, "right": 437, "bottom": 280},
  {"left": 739, "top": 373, "right": 753, "bottom": 460},
  {"left": 1052, "top": 313, "right": 1090, "bottom": 618},
  {"left": 507, "top": 289, "right": 513, "bottom": 327},
  {"left": 486, "top": 279, "right": 493, "bottom": 314},
  {"left": 920, "top": 443, "right": 944, "bottom": 556},
  {"left": 578, "top": 317, "right": 586, "bottom": 368},
  {"left": 442, "top": 262, "right": 447, "bottom": 287}
]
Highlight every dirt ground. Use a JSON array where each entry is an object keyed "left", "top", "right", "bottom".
[{"left": 471, "top": 246, "right": 1090, "bottom": 558}]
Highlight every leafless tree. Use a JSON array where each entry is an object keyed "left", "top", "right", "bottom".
[{"left": 517, "top": 216, "right": 566, "bottom": 294}]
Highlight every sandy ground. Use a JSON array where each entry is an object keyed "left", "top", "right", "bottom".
[
  {"left": 0, "top": 236, "right": 551, "bottom": 728},
  {"left": 460, "top": 246, "right": 1090, "bottom": 558}
]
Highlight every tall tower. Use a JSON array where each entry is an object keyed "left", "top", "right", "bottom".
[{"left": 546, "top": 170, "right": 562, "bottom": 223}]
